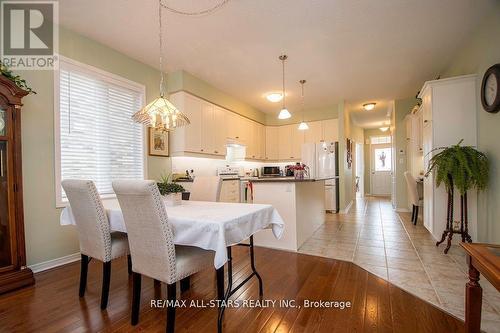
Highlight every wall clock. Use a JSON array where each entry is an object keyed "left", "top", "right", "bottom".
[{"left": 481, "top": 63, "right": 500, "bottom": 113}]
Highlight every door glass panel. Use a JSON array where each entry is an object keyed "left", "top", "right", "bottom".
[
  {"left": 374, "top": 148, "right": 392, "bottom": 171},
  {"left": 0, "top": 141, "right": 11, "bottom": 267},
  {"left": 0, "top": 110, "right": 6, "bottom": 136}
]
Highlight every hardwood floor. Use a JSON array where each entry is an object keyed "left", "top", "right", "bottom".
[{"left": 0, "top": 247, "right": 464, "bottom": 332}]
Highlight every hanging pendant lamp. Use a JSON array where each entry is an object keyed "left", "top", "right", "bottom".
[
  {"left": 298, "top": 79, "right": 309, "bottom": 130},
  {"left": 132, "top": 0, "right": 190, "bottom": 131},
  {"left": 278, "top": 54, "right": 291, "bottom": 119}
]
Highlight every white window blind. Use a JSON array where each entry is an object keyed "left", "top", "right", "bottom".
[{"left": 56, "top": 58, "right": 145, "bottom": 203}]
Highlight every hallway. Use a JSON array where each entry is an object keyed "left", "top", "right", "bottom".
[{"left": 298, "top": 196, "right": 500, "bottom": 332}]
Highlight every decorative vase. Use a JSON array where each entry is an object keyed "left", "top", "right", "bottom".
[{"left": 164, "top": 192, "right": 182, "bottom": 206}]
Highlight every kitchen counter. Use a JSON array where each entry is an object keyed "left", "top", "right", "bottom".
[{"left": 252, "top": 179, "right": 325, "bottom": 251}]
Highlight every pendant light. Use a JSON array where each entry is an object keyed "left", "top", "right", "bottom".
[
  {"left": 278, "top": 54, "right": 291, "bottom": 119},
  {"left": 298, "top": 79, "right": 309, "bottom": 130},
  {"left": 132, "top": 0, "right": 190, "bottom": 131}
]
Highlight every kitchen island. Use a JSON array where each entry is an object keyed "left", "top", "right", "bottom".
[{"left": 250, "top": 178, "right": 326, "bottom": 251}]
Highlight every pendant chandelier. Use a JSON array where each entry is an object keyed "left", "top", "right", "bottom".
[
  {"left": 298, "top": 79, "right": 309, "bottom": 130},
  {"left": 278, "top": 54, "right": 291, "bottom": 119},
  {"left": 132, "top": 0, "right": 190, "bottom": 131}
]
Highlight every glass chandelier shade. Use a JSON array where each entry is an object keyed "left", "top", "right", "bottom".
[
  {"left": 132, "top": 0, "right": 190, "bottom": 131},
  {"left": 278, "top": 108, "right": 291, "bottom": 119},
  {"left": 298, "top": 121, "right": 309, "bottom": 130},
  {"left": 297, "top": 79, "right": 308, "bottom": 130},
  {"left": 277, "top": 54, "right": 292, "bottom": 119}
]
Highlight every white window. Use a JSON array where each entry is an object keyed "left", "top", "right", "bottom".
[
  {"left": 55, "top": 57, "right": 146, "bottom": 206},
  {"left": 370, "top": 136, "right": 391, "bottom": 144}
]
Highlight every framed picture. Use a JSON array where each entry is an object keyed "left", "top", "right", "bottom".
[{"left": 149, "top": 128, "right": 169, "bottom": 156}]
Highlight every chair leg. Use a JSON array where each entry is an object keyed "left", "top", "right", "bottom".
[
  {"left": 131, "top": 272, "right": 142, "bottom": 325},
  {"left": 414, "top": 206, "right": 419, "bottom": 225},
  {"left": 79, "top": 254, "right": 89, "bottom": 297},
  {"left": 166, "top": 283, "right": 177, "bottom": 333},
  {"left": 101, "top": 261, "right": 112, "bottom": 310},
  {"left": 127, "top": 254, "right": 132, "bottom": 275},
  {"left": 411, "top": 205, "right": 416, "bottom": 223},
  {"left": 180, "top": 276, "right": 190, "bottom": 293}
]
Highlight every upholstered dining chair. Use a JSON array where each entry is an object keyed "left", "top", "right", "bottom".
[
  {"left": 61, "top": 179, "right": 131, "bottom": 310},
  {"left": 189, "top": 176, "right": 222, "bottom": 202},
  {"left": 404, "top": 171, "right": 423, "bottom": 225},
  {"left": 112, "top": 180, "right": 214, "bottom": 332}
]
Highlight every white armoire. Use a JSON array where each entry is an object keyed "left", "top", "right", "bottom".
[{"left": 418, "top": 75, "right": 478, "bottom": 242}]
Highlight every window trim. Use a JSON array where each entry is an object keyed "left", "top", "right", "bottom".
[{"left": 54, "top": 55, "right": 147, "bottom": 208}]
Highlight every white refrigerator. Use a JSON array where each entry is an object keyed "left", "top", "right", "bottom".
[{"left": 301, "top": 142, "right": 339, "bottom": 213}]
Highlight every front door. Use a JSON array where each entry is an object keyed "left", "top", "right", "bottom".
[{"left": 371, "top": 144, "right": 392, "bottom": 195}]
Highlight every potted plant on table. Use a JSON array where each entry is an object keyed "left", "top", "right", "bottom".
[
  {"left": 425, "top": 140, "right": 489, "bottom": 253},
  {"left": 157, "top": 173, "right": 185, "bottom": 206}
]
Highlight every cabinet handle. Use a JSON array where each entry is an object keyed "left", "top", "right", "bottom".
[
  {"left": 200, "top": 149, "right": 204, "bottom": 152},
  {"left": 235, "top": 136, "right": 239, "bottom": 139},
  {"left": 290, "top": 156, "right": 294, "bottom": 159},
  {"left": 424, "top": 120, "right": 428, "bottom": 123},
  {"left": 214, "top": 150, "right": 218, "bottom": 153}
]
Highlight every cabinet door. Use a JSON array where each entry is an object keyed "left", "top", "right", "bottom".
[
  {"left": 265, "top": 126, "right": 279, "bottom": 160},
  {"left": 304, "top": 121, "right": 322, "bottom": 143},
  {"left": 322, "top": 119, "right": 338, "bottom": 142},
  {"left": 259, "top": 124, "right": 266, "bottom": 159},
  {"left": 291, "top": 125, "right": 304, "bottom": 159},
  {"left": 278, "top": 125, "right": 292, "bottom": 160},
  {"left": 244, "top": 119, "right": 254, "bottom": 159},
  {"left": 226, "top": 112, "right": 238, "bottom": 140},
  {"left": 201, "top": 102, "right": 215, "bottom": 154},
  {"left": 213, "top": 106, "right": 227, "bottom": 155},
  {"left": 0, "top": 108, "right": 13, "bottom": 268},
  {"left": 422, "top": 91, "right": 432, "bottom": 123},
  {"left": 183, "top": 94, "right": 202, "bottom": 152}
]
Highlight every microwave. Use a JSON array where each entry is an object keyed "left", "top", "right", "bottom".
[{"left": 261, "top": 166, "right": 281, "bottom": 177}]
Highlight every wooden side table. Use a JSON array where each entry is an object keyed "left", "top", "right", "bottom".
[{"left": 460, "top": 243, "right": 500, "bottom": 333}]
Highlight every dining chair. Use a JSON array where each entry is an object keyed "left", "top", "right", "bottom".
[
  {"left": 404, "top": 171, "right": 423, "bottom": 225},
  {"left": 112, "top": 180, "right": 214, "bottom": 332},
  {"left": 189, "top": 176, "right": 222, "bottom": 202},
  {"left": 61, "top": 179, "right": 131, "bottom": 310}
]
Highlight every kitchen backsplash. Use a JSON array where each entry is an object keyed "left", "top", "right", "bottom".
[{"left": 171, "top": 156, "right": 294, "bottom": 177}]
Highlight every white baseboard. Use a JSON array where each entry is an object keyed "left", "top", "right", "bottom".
[
  {"left": 340, "top": 200, "right": 353, "bottom": 214},
  {"left": 29, "top": 252, "right": 80, "bottom": 273},
  {"left": 395, "top": 208, "right": 411, "bottom": 213}
]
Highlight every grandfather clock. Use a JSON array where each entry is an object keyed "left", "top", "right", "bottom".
[{"left": 0, "top": 75, "right": 34, "bottom": 294}]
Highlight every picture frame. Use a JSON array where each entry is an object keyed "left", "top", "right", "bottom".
[{"left": 149, "top": 128, "right": 169, "bottom": 156}]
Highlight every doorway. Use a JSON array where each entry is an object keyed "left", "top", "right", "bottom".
[{"left": 370, "top": 142, "right": 392, "bottom": 196}]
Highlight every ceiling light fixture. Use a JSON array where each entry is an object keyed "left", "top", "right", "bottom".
[
  {"left": 278, "top": 54, "right": 291, "bottom": 120},
  {"left": 266, "top": 92, "right": 283, "bottom": 103},
  {"left": 379, "top": 126, "right": 389, "bottom": 132},
  {"left": 363, "top": 103, "right": 376, "bottom": 111},
  {"left": 298, "top": 79, "right": 309, "bottom": 130},
  {"left": 132, "top": 0, "right": 190, "bottom": 131}
]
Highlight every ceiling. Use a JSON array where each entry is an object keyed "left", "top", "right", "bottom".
[
  {"left": 349, "top": 100, "right": 393, "bottom": 129},
  {"left": 58, "top": 0, "right": 495, "bottom": 126}
]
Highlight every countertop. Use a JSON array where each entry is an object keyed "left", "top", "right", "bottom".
[{"left": 244, "top": 176, "right": 338, "bottom": 183}]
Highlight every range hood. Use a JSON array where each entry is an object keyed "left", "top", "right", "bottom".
[
  {"left": 225, "top": 138, "right": 246, "bottom": 147},
  {"left": 225, "top": 138, "right": 246, "bottom": 162}
]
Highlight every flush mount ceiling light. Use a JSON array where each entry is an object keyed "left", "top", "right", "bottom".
[
  {"left": 363, "top": 103, "right": 376, "bottom": 111},
  {"left": 266, "top": 92, "right": 283, "bottom": 103},
  {"left": 379, "top": 126, "right": 389, "bottom": 132},
  {"left": 298, "top": 80, "right": 309, "bottom": 130},
  {"left": 277, "top": 54, "right": 291, "bottom": 120}
]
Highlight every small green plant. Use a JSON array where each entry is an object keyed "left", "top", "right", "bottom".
[
  {"left": 157, "top": 172, "right": 185, "bottom": 195},
  {"left": 0, "top": 61, "right": 36, "bottom": 94},
  {"left": 425, "top": 140, "right": 489, "bottom": 194}
]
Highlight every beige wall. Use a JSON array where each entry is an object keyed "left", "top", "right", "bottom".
[
  {"left": 440, "top": 4, "right": 500, "bottom": 243},
  {"left": 338, "top": 102, "right": 364, "bottom": 211}
]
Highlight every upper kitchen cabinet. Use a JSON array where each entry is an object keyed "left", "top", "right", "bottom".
[
  {"left": 213, "top": 106, "right": 227, "bottom": 156},
  {"left": 170, "top": 92, "right": 202, "bottom": 154},
  {"left": 304, "top": 121, "right": 322, "bottom": 143},
  {"left": 201, "top": 102, "right": 215, "bottom": 154},
  {"left": 278, "top": 124, "right": 303, "bottom": 160},
  {"left": 321, "top": 118, "right": 338, "bottom": 142},
  {"left": 265, "top": 126, "right": 279, "bottom": 160},
  {"left": 291, "top": 124, "right": 304, "bottom": 159}
]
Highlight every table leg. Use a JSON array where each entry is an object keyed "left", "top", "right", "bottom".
[
  {"left": 250, "top": 235, "right": 263, "bottom": 297},
  {"left": 216, "top": 266, "right": 224, "bottom": 300},
  {"left": 218, "top": 247, "right": 232, "bottom": 333},
  {"left": 465, "top": 258, "right": 482, "bottom": 333}
]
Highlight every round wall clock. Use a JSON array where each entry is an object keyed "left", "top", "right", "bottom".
[{"left": 481, "top": 63, "right": 500, "bottom": 113}]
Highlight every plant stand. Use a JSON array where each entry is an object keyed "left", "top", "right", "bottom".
[{"left": 436, "top": 178, "right": 472, "bottom": 253}]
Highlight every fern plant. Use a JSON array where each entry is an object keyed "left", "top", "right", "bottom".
[{"left": 425, "top": 140, "right": 489, "bottom": 194}]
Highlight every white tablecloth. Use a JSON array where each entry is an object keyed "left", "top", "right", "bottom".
[{"left": 60, "top": 199, "right": 284, "bottom": 269}]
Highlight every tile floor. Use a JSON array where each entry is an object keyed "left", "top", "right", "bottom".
[{"left": 298, "top": 196, "right": 500, "bottom": 333}]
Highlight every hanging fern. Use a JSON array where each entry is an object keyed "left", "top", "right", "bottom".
[{"left": 425, "top": 140, "right": 489, "bottom": 194}]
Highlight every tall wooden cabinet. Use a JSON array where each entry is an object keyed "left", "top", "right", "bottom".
[{"left": 0, "top": 76, "right": 34, "bottom": 294}]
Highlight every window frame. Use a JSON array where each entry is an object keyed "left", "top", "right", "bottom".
[{"left": 54, "top": 55, "right": 147, "bottom": 208}]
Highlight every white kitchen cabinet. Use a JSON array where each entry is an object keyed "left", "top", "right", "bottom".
[
  {"left": 265, "top": 126, "right": 279, "bottom": 160},
  {"left": 201, "top": 102, "right": 215, "bottom": 154},
  {"left": 418, "top": 74, "right": 477, "bottom": 241},
  {"left": 259, "top": 124, "right": 266, "bottom": 159},
  {"left": 291, "top": 125, "right": 304, "bottom": 159},
  {"left": 170, "top": 92, "right": 202, "bottom": 154},
  {"left": 304, "top": 121, "right": 322, "bottom": 143},
  {"left": 278, "top": 125, "right": 292, "bottom": 160},
  {"left": 321, "top": 119, "right": 338, "bottom": 142},
  {"left": 213, "top": 106, "right": 227, "bottom": 156}
]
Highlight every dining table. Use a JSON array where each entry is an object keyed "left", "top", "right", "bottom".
[{"left": 60, "top": 198, "right": 284, "bottom": 332}]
